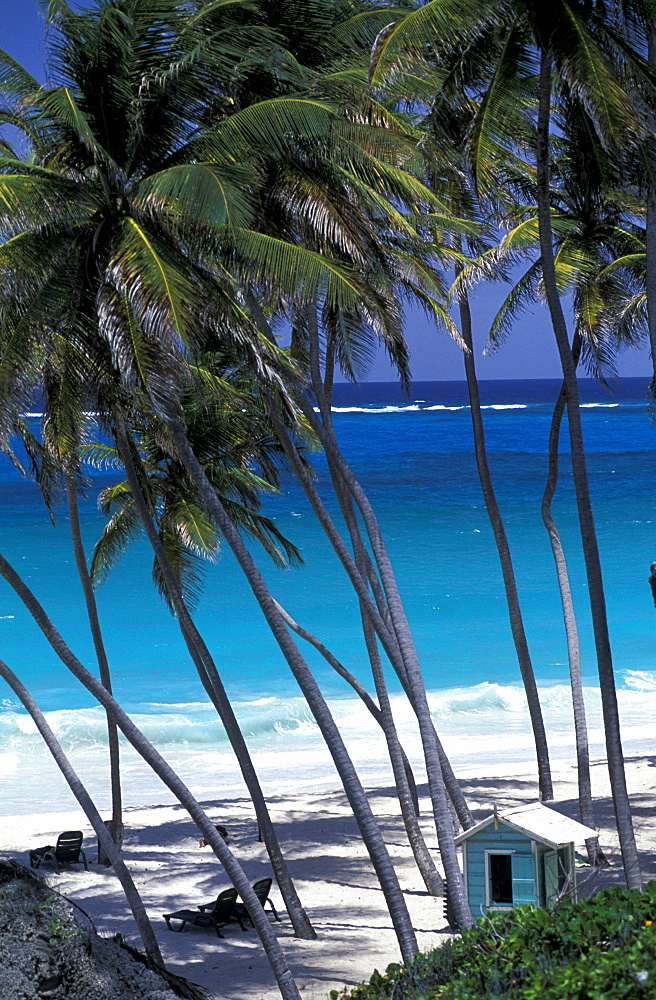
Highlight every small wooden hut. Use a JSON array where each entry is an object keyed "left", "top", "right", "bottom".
[{"left": 454, "top": 802, "right": 597, "bottom": 916}]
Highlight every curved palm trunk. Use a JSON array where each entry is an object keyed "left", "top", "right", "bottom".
[
  {"left": 0, "top": 660, "right": 161, "bottom": 964},
  {"left": 252, "top": 298, "right": 470, "bottom": 837},
  {"left": 359, "top": 600, "right": 444, "bottom": 896},
  {"left": 66, "top": 471, "right": 123, "bottom": 852},
  {"left": 314, "top": 424, "right": 443, "bottom": 891},
  {"left": 537, "top": 48, "right": 641, "bottom": 889},
  {"left": 246, "top": 296, "right": 469, "bottom": 923},
  {"left": 158, "top": 411, "right": 420, "bottom": 962},
  {"left": 304, "top": 330, "right": 440, "bottom": 889},
  {"left": 303, "top": 316, "right": 467, "bottom": 915},
  {"left": 273, "top": 599, "right": 421, "bottom": 816},
  {"left": 0, "top": 552, "right": 302, "bottom": 1000},
  {"left": 541, "top": 343, "right": 605, "bottom": 866},
  {"left": 264, "top": 398, "right": 471, "bottom": 924},
  {"left": 112, "top": 410, "right": 316, "bottom": 940},
  {"left": 289, "top": 395, "right": 472, "bottom": 828},
  {"left": 456, "top": 276, "right": 553, "bottom": 801}
]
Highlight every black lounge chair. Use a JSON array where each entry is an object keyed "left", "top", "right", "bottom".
[
  {"left": 29, "top": 831, "right": 88, "bottom": 871},
  {"left": 235, "top": 878, "right": 281, "bottom": 924},
  {"left": 163, "top": 887, "right": 247, "bottom": 938}
]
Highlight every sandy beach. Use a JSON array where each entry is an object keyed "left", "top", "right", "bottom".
[{"left": 1, "top": 756, "right": 654, "bottom": 999}]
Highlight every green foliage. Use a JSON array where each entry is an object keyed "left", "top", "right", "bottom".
[
  {"left": 45, "top": 912, "right": 81, "bottom": 947},
  {"left": 333, "top": 884, "right": 656, "bottom": 1000},
  {"left": 4, "top": 889, "right": 81, "bottom": 947}
]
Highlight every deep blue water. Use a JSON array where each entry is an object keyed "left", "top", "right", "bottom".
[{"left": 1, "top": 378, "right": 655, "bottom": 812}]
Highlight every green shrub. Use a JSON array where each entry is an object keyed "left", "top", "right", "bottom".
[{"left": 333, "top": 883, "right": 656, "bottom": 1000}]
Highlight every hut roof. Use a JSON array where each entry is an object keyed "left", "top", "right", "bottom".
[{"left": 454, "top": 802, "right": 597, "bottom": 850}]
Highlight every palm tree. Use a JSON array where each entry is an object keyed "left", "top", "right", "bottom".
[
  {"left": 536, "top": 41, "right": 642, "bottom": 890},
  {"left": 8, "top": 342, "right": 126, "bottom": 852},
  {"left": 0, "top": 550, "right": 303, "bottom": 1000},
  {"left": 0, "top": 0, "right": 420, "bottom": 958},
  {"left": 482, "top": 106, "right": 647, "bottom": 864},
  {"left": 370, "top": 0, "right": 644, "bottom": 889},
  {"left": 0, "top": 659, "right": 160, "bottom": 964},
  {"left": 411, "top": 82, "right": 554, "bottom": 802},
  {"left": 85, "top": 378, "right": 317, "bottom": 938},
  {"left": 90, "top": 384, "right": 443, "bottom": 897},
  {"left": 66, "top": 470, "right": 124, "bottom": 854},
  {"left": 225, "top": 4, "right": 476, "bottom": 923}
]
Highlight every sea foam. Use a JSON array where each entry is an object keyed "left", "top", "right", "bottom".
[{"left": 3, "top": 676, "right": 654, "bottom": 815}]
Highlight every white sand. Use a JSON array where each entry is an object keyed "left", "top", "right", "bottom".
[{"left": 1, "top": 757, "right": 654, "bottom": 1000}]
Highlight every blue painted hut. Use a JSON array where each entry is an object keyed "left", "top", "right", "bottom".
[{"left": 454, "top": 802, "right": 597, "bottom": 916}]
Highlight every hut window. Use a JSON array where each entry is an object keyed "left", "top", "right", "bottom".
[{"left": 489, "top": 853, "right": 513, "bottom": 904}]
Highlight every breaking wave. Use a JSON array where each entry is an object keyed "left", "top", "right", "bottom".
[
  {"left": 3, "top": 675, "right": 655, "bottom": 814},
  {"left": 317, "top": 403, "right": 531, "bottom": 414}
]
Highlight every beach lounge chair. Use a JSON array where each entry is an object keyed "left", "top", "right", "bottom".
[
  {"left": 29, "top": 831, "right": 88, "bottom": 872},
  {"left": 163, "top": 887, "right": 247, "bottom": 938},
  {"left": 235, "top": 878, "right": 281, "bottom": 924}
]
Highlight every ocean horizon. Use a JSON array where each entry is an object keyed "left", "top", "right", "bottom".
[{"left": 1, "top": 376, "right": 655, "bottom": 814}]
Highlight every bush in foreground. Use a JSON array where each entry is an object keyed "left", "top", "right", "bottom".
[{"left": 331, "top": 883, "right": 656, "bottom": 999}]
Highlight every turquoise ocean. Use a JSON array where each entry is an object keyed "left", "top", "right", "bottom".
[{"left": 1, "top": 377, "right": 655, "bottom": 815}]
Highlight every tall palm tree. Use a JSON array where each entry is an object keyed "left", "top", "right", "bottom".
[
  {"left": 65, "top": 470, "right": 124, "bottom": 855},
  {"left": 534, "top": 32, "right": 642, "bottom": 889},
  {"left": 7, "top": 341, "right": 126, "bottom": 852},
  {"left": 0, "top": 551, "right": 303, "bottom": 1000},
  {"left": 85, "top": 375, "right": 317, "bottom": 937},
  {"left": 370, "top": 0, "right": 645, "bottom": 889},
  {"left": 477, "top": 105, "right": 646, "bottom": 864},
  {"left": 225, "top": 4, "right": 476, "bottom": 924},
  {"left": 91, "top": 385, "right": 444, "bottom": 897},
  {"left": 0, "top": 0, "right": 420, "bottom": 958},
  {"left": 0, "top": 659, "right": 160, "bottom": 964},
  {"left": 411, "top": 81, "right": 554, "bottom": 802}
]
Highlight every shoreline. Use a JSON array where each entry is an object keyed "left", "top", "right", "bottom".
[
  {"left": 4, "top": 677, "right": 656, "bottom": 818},
  {"left": 1, "top": 757, "right": 654, "bottom": 999}
]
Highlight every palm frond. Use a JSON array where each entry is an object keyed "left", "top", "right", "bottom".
[
  {"left": 369, "top": 0, "right": 497, "bottom": 87},
  {"left": 90, "top": 496, "right": 143, "bottom": 587},
  {"left": 133, "top": 162, "right": 258, "bottom": 230},
  {"left": 486, "top": 260, "right": 542, "bottom": 351}
]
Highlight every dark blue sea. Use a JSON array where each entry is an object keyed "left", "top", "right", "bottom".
[{"left": 1, "top": 378, "right": 655, "bottom": 813}]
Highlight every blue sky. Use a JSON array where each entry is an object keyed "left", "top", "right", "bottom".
[{"left": 1, "top": 0, "right": 651, "bottom": 382}]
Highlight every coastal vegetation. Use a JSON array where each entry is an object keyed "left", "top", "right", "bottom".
[
  {"left": 0, "top": 0, "right": 655, "bottom": 996},
  {"left": 331, "top": 882, "right": 656, "bottom": 999}
]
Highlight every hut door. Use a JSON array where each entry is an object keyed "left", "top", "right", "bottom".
[
  {"left": 511, "top": 853, "right": 536, "bottom": 906},
  {"left": 543, "top": 849, "right": 559, "bottom": 907}
]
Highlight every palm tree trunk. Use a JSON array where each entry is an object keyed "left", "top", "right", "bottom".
[
  {"left": 66, "top": 471, "right": 123, "bottom": 852},
  {"left": 0, "top": 659, "right": 161, "bottom": 964},
  {"left": 304, "top": 328, "right": 440, "bottom": 889},
  {"left": 314, "top": 434, "right": 441, "bottom": 890},
  {"left": 289, "top": 395, "right": 473, "bottom": 831},
  {"left": 158, "top": 410, "right": 420, "bottom": 963},
  {"left": 250, "top": 298, "right": 470, "bottom": 842},
  {"left": 245, "top": 294, "right": 469, "bottom": 924},
  {"left": 541, "top": 337, "right": 605, "bottom": 866},
  {"left": 536, "top": 47, "right": 641, "bottom": 889},
  {"left": 111, "top": 410, "right": 316, "bottom": 940},
  {"left": 272, "top": 599, "right": 421, "bottom": 816},
  {"left": 359, "top": 602, "right": 444, "bottom": 896},
  {"left": 302, "top": 314, "right": 469, "bottom": 921},
  {"left": 456, "top": 273, "right": 553, "bottom": 801},
  {"left": 0, "top": 551, "right": 303, "bottom": 1000},
  {"left": 264, "top": 397, "right": 472, "bottom": 925}
]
